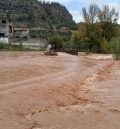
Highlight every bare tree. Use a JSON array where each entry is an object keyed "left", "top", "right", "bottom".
[
  {"left": 89, "top": 4, "right": 100, "bottom": 23},
  {"left": 98, "top": 5, "right": 119, "bottom": 23},
  {"left": 82, "top": 4, "right": 100, "bottom": 23}
]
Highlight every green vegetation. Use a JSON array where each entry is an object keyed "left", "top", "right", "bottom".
[
  {"left": 110, "top": 38, "right": 120, "bottom": 60},
  {"left": 71, "top": 4, "right": 120, "bottom": 56},
  {"left": 49, "top": 35, "right": 63, "bottom": 50},
  {"left": 0, "top": 43, "right": 29, "bottom": 51},
  {"left": 30, "top": 29, "right": 71, "bottom": 41}
]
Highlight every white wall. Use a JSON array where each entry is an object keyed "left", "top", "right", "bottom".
[{"left": 0, "top": 37, "right": 9, "bottom": 44}]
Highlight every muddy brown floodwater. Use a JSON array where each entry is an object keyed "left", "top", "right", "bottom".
[{"left": 0, "top": 51, "right": 120, "bottom": 129}]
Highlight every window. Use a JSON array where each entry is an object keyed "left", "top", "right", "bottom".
[
  {"left": 0, "top": 33, "right": 5, "bottom": 37},
  {"left": 2, "top": 20, "right": 6, "bottom": 23}
]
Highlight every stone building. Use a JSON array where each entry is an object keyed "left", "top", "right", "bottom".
[
  {"left": 0, "top": 19, "right": 13, "bottom": 37},
  {"left": 13, "top": 27, "right": 29, "bottom": 38},
  {"left": 0, "top": 18, "right": 30, "bottom": 43}
]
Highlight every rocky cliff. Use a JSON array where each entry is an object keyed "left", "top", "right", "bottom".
[{"left": 0, "top": 0, "right": 75, "bottom": 29}]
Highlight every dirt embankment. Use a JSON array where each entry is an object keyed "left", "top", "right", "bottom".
[{"left": 0, "top": 52, "right": 120, "bottom": 129}]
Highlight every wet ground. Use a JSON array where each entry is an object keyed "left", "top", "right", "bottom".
[{"left": 0, "top": 51, "right": 120, "bottom": 129}]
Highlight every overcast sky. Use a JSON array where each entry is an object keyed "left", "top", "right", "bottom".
[{"left": 41, "top": 0, "right": 120, "bottom": 24}]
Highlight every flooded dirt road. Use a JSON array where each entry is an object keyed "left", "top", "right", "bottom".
[{"left": 0, "top": 52, "right": 120, "bottom": 129}]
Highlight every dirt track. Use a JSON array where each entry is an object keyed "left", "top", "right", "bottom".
[{"left": 0, "top": 52, "right": 120, "bottom": 129}]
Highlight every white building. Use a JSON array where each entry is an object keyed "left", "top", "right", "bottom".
[{"left": 0, "top": 19, "right": 13, "bottom": 43}]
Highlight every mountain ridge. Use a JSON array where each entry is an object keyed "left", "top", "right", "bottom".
[{"left": 0, "top": 0, "right": 75, "bottom": 29}]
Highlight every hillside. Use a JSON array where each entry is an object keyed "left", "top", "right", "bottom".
[{"left": 0, "top": 0, "right": 76, "bottom": 29}]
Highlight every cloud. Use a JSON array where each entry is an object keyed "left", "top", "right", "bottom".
[{"left": 69, "top": 10, "right": 83, "bottom": 23}]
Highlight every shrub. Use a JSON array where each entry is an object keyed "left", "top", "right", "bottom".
[
  {"left": 100, "top": 39, "right": 110, "bottom": 54},
  {"left": 110, "top": 39, "right": 120, "bottom": 60},
  {"left": 0, "top": 43, "right": 5, "bottom": 49},
  {"left": 0, "top": 43, "right": 24, "bottom": 51},
  {"left": 49, "top": 35, "right": 63, "bottom": 50}
]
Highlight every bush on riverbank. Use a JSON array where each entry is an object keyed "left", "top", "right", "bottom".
[
  {"left": 0, "top": 43, "right": 29, "bottom": 51},
  {"left": 110, "top": 39, "right": 120, "bottom": 60}
]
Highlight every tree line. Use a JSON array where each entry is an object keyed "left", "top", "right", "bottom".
[{"left": 71, "top": 4, "right": 119, "bottom": 53}]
